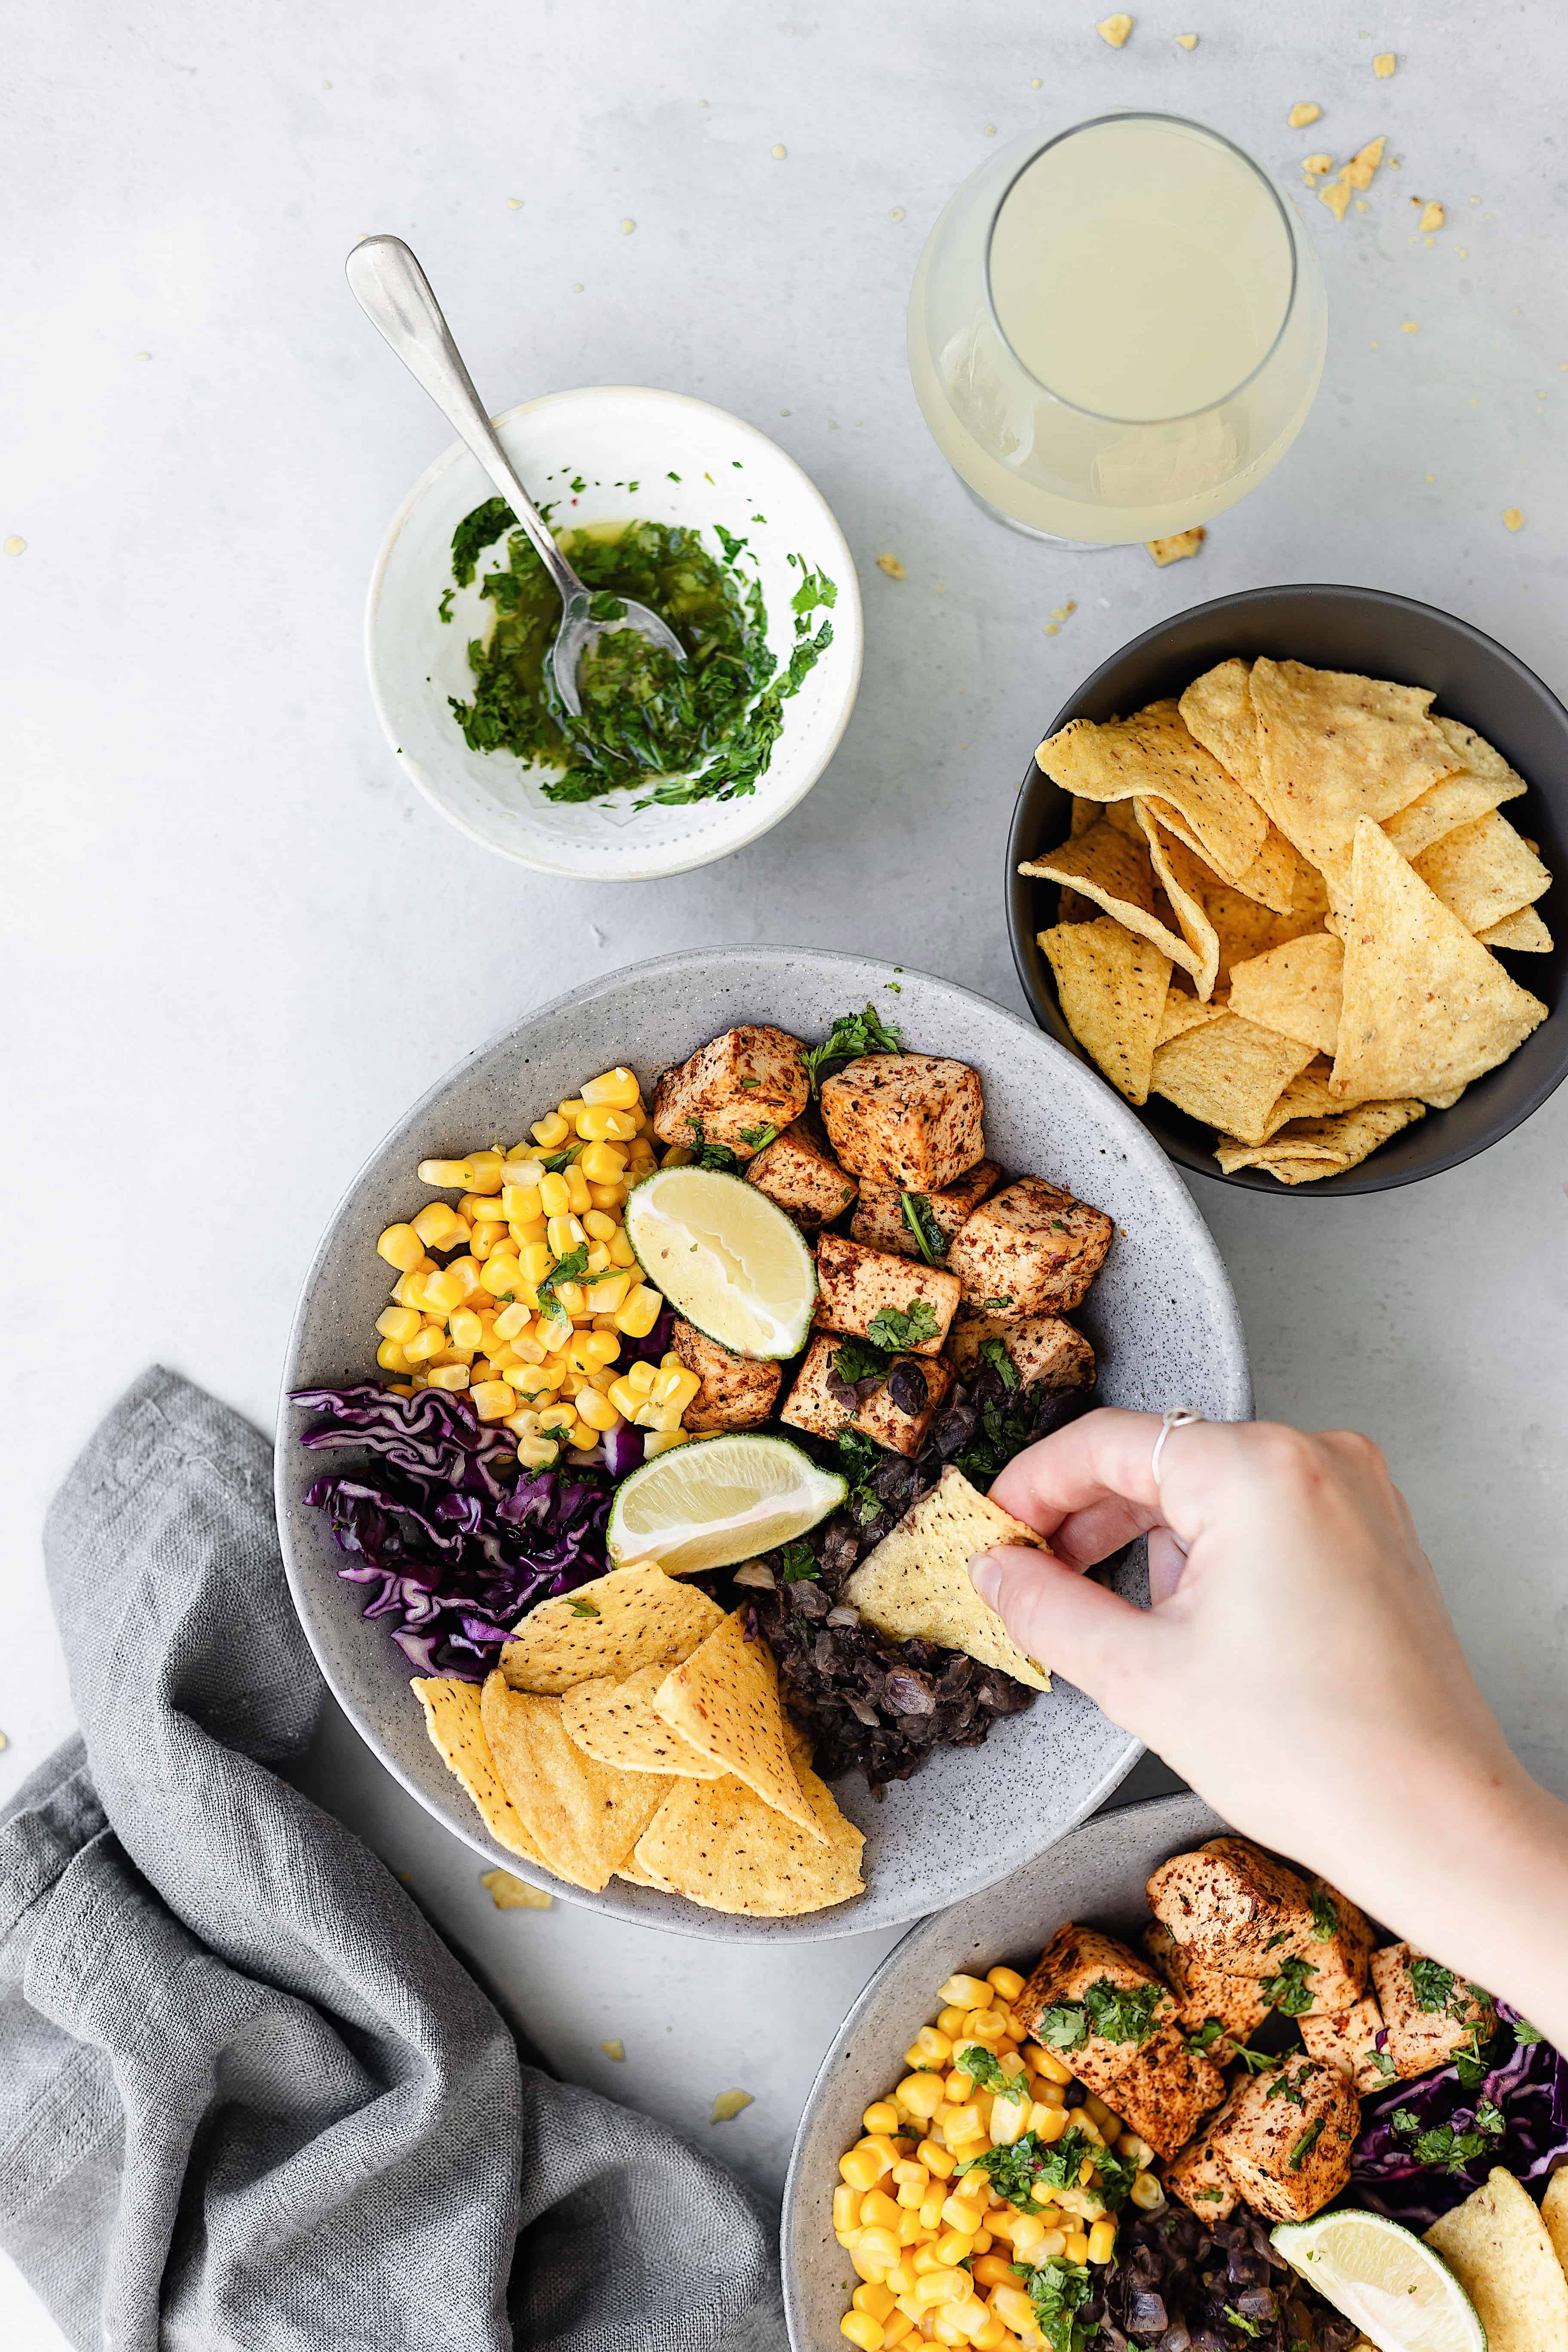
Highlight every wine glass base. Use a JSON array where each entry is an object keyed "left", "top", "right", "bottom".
[{"left": 956, "top": 475, "right": 1121, "bottom": 550}]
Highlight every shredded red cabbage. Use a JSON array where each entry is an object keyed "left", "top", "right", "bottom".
[
  {"left": 292, "top": 1383, "right": 609, "bottom": 1679},
  {"left": 1348, "top": 2006, "right": 1568, "bottom": 2230}
]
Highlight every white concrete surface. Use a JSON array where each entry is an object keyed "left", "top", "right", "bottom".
[{"left": 5, "top": 1, "right": 1566, "bottom": 2340}]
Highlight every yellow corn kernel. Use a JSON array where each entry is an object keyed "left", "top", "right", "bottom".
[
  {"left": 1028, "top": 2079, "right": 1067, "bottom": 2111},
  {"left": 907, "top": 2027, "right": 954, "bottom": 2071},
  {"left": 377, "top": 1222, "right": 424, "bottom": 1273},
  {"left": 466, "top": 1150, "right": 504, "bottom": 1194},
  {"left": 556, "top": 1097, "right": 588, "bottom": 1124},
  {"left": 848, "top": 2249, "right": 890, "bottom": 2287},
  {"left": 410, "top": 1201, "right": 461, "bottom": 1249},
  {"left": 513, "top": 1431, "right": 561, "bottom": 1467},
  {"left": 581, "top": 1066, "right": 641, "bottom": 1108},
  {"left": 835, "top": 2186, "right": 861, "bottom": 2234},
  {"left": 854, "top": 2283, "right": 898, "bottom": 2323},
  {"left": 970, "top": 2257, "right": 1016, "bottom": 2293},
  {"left": 510, "top": 1219, "right": 548, "bottom": 1250},
  {"left": 1008, "top": 2213, "right": 1049, "bottom": 2258},
  {"left": 1063, "top": 2231, "right": 1089, "bottom": 2266},
  {"left": 940, "top": 1977, "right": 992, "bottom": 2010},
  {"left": 606, "top": 1378, "right": 643, "bottom": 1420},
  {"left": 1129, "top": 2171, "right": 1164, "bottom": 2212},
  {"left": 988, "top": 2286, "right": 1039, "bottom": 2339},
  {"left": 539, "top": 1172, "right": 571, "bottom": 1218},
  {"left": 582, "top": 1208, "right": 618, "bottom": 1242},
  {"left": 584, "top": 1180, "right": 625, "bottom": 1212},
  {"left": 916, "top": 2138, "right": 955, "bottom": 2180},
  {"left": 419, "top": 1267, "right": 465, "bottom": 1314},
  {"left": 896, "top": 2073, "right": 948, "bottom": 2122},
  {"left": 1065, "top": 2108, "right": 1102, "bottom": 2148},
  {"left": 469, "top": 1224, "right": 498, "bottom": 1262},
  {"left": 376, "top": 1305, "right": 422, "bottom": 1344},
  {"left": 1117, "top": 2133, "right": 1155, "bottom": 2170},
  {"left": 1087, "top": 2219, "right": 1116, "bottom": 2266},
  {"left": 500, "top": 1152, "right": 545, "bottom": 1184},
  {"left": 376, "top": 1338, "right": 411, "bottom": 1373},
  {"left": 442, "top": 1307, "right": 479, "bottom": 1351},
  {"left": 860, "top": 2190, "right": 903, "bottom": 2233},
  {"left": 502, "top": 1184, "right": 543, "bottom": 1223},
  {"left": 582, "top": 1326, "right": 620, "bottom": 1366},
  {"left": 573, "top": 1103, "right": 635, "bottom": 1143},
  {"left": 573, "top": 1387, "right": 620, "bottom": 1433},
  {"left": 551, "top": 1280, "right": 585, "bottom": 1318},
  {"left": 919, "top": 2200, "right": 945, "bottom": 2233},
  {"left": 425, "top": 1363, "right": 469, "bottom": 1391},
  {"left": 895, "top": 2177, "right": 928, "bottom": 2210},
  {"left": 841, "top": 2313, "right": 884, "bottom": 2349},
  {"left": 601, "top": 1229, "right": 634, "bottom": 1268},
  {"left": 470, "top": 1380, "right": 514, "bottom": 1421},
  {"left": 403, "top": 1326, "right": 445, "bottom": 1364},
  {"left": 940, "top": 2192, "right": 986, "bottom": 2234},
  {"left": 934, "top": 2230, "right": 975, "bottom": 2268},
  {"left": 931, "top": 2318, "right": 967, "bottom": 2347},
  {"left": 538, "top": 1403, "right": 578, "bottom": 1433},
  {"left": 546, "top": 1213, "right": 585, "bottom": 1258},
  {"left": 564, "top": 1162, "right": 591, "bottom": 1213},
  {"left": 479, "top": 1253, "right": 523, "bottom": 1298},
  {"left": 895, "top": 2208, "right": 924, "bottom": 2246},
  {"left": 643, "top": 1429, "right": 690, "bottom": 1456},
  {"left": 489, "top": 1299, "right": 531, "bottom": 1342},
  {"left": 1083, "top": 2095, "right": 1119, "bottom": 2136},
  {"left": 854, "top": 2226, "right": 902, "bottom": 2272},
  {"left": 882, "top": 2313, "right": 915, "bottom": 2347},
  {"left": 615, "top": 1283, "right": 664, "bottom": 1337},
  {"left": 948, "top": 2299, "right": 992, "bottom": 2343},
  {"left": 417, "top": 1158, "right": 472, "bottom": 1189},
  {"left": 967, "top": 2319, "right": 1007, "bottom": 2351},
  {"left": 539, "top": 1310, "right": 575, "bottom": 1355},
  {"left": 985, "top": 1966, "right": 1026, "bottom": 2003},
  {"left": 533, "top": 1112, "right": 570, "bottom": 1149},
  {"left": 459, "top": 1191, "right": 508, "bottom": 1225},
  {"left": 510, "top": 1240, "right": 547, "bottom": 1285},
  {"left": 989, "top": 2093, "right": 1031, "bottom": 2148},
  {"left": 1026, "top": 2046, "right": 1075, "bottom": 2086},
  {"left": 389, "top": 1260, "right": 435, "bottom": 1304},
  {"left": 962, "top": 2009, "right": 1008, "bottom": 2045},
  {"left": 578, "top": 1141, "right": 629, "bottom": 1187},
  {"left": 912, "top": 2269, "right": 967, "bottom": 2311}
]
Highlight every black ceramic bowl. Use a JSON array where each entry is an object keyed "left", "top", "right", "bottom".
[{"left": 1007, "top": 585, "right": 1568, "bottom": 1194}]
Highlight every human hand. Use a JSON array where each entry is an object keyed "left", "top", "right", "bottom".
[{"left": 969, "top": 1408, "right": 1568, "bottom": 2040}]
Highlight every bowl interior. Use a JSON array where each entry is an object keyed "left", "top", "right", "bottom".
[
  {"left": 782, "top": 1789, "right": 1226, "bottom": 2349},
  {"left": 368, "top": 386, "right": 864, "bottom": 880},
  {"left": 276, "top": 949, "right": 1251, "bottom": 1942},
  {"left": 1008, "top": 585, "right": 1568, "bottom": 1194}
]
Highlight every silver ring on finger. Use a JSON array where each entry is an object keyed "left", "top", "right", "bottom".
[{"left": 1151, "top": 1407, "right": 1204, "bottom": 1491}]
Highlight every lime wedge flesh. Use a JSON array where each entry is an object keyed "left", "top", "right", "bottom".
[
  {"left": 606, "top": 1433, "right": 847, "bottom": 1575},
  {"left": 1273, "top": 2210, "right": 1486, "bottom": 2352},
  {"left": 624, "top": 1166, "right": 817, "bottom": 1359}
]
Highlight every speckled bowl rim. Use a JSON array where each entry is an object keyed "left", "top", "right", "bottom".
[
  {"left": 364, "top": 385, "right": 865, "bottom": 881},
  {"left": 275, "top": 947, "right": 1250, "bottom": 1942}
]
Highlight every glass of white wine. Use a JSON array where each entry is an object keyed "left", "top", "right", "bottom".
[{"left": 908, "top": 112, "right": 1328, "bottom": 547}]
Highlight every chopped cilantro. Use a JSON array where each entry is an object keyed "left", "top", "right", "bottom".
[
  {"left": 451, "top": 495, "right": 515, "bottom": 586},
  {"left": 1185, "top": 2018, "right": 1225, "bottom": 2055},
  {"left": 1223, "top": 2306, "right": 1263, "bottom": 2339},
  {"left": 437, "top": 586, "right": 455, "bottom": 623},
  {"left": 1089, "top": 2143, "right": 1137, "bottom": 2212},
  {"left": 956, "top": 2044, "right": 1014, "bottom": 2094},
  {"left": 1259, "top": 1954, "right": 1318, "bottom": 2017},
  {"left": 1393, "top": 2112, "right": 1503, "bottom": 2175},
  {"left": 803, "top": 1004, "right": 902, "bottom": 1094},
  {"left": 980, "top": 1335, "right": 1020, "bottom": 1391},
  {"left": 836, "top": 1429, "right": 882, "bottom": 1525},
  {"left": 867, "top": 1298, "right": 940, "bottom": 1353},
  {"left": 1408, "top": 1957, "right": 1462, "bottom": 2014},
  {"left": 977, "top": 1294, "right": 1013, "bottom": 1312},
  {"left": 1265, "top": 2070, "right": 1307, "bottom": 2107},
  {"left": 777, "top": 1541, "right": 819, "bottom": 1583},
  {"left": 540, "top": 1139, "right": 586, "bottom": 1173},
  {"left": 1309, "top": 1889, "right": 1338, "bottom": 1940},
  {"left": 1286, "top": 2117, "right": 1324, "bottom": 2169},
  {"left": 900, "top": 1191, "right": 946, "bottom": 1264},
  {"left": 683, "top": 1116, "right": 743, "bottom": 1173},
  {"left": 568, "top": 1599, "right": 600, "bottom": 1618},
  {"left": 1232, "top": 2044, "right": 1282, "bottom": 2075},
  {"left": 791, "top": 564, "right": 838, "bottom": 620},
  {"left": 737, "top": 1123, "right": 780, "bottom": 1152},
  {"left": 1514, "top": 2018, "right": 1546, "bottom": 2046},
  {"left": 1367, "top": 2048, "right": 1396, "bottom": 2079},
  {"left": 831, "top": 1335, "right": 893, "bottom": 1386},
  {"left": 536, "top": 1244, "right": 589, "bottom": 1302},
  {"left": 1015, "top": 2257, "right": 1094, "bottom": 2352},
  {"left": 1040, "top": 1977, "right": 1164, "bottom": 2055},
  {"left": 1475, "top": 2097, "right": 1507, "bottom": 2135},
  {"left": 957, "top": 2133, "right": 1057, "bottom": 2213}
]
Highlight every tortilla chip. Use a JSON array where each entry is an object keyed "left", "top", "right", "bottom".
[
  {"left": 1479, "top": 903, "right": 1552, "bottom": 952},
  {"left": 1383, "top": 766, "right": 1527, "bottom": 863},
  {"left": 1227, "top": 933, "right": 1344, "bottom": 1054},
  {"left": 1181, "top": 658, "right": 1263, "bottom": 789},
  {"left": 616, "top": 1853, "right": 667, "bottom": 1888},
  {"left": 411, "top": 1676, "right": 547, "bottom": 1866},
  {"left": 1204, "top": 883, "right": 1324, "bottom": 987},
  {"left": 1134, "top": 805, "right": 1221, "bottom": 1000},
  {"left": 1039, "top": 917, "right": 1171, "bottom": 1105},
  {"left": 1426, "top": 2168, "right": 1568, "bottom": 2352},
  {"left": 842, "top": 1466, "right": 1052, "bottom": 1690},
  {"left": 1249, "top": 658, "right": 1461, "bottom": 866},
  {"left": 499, "top": 1561, "right": 725, "bottom": 1694},
  {"left": 561, "top": 1663, "right": 726, "bottom": 1779},
  {"left": 1146, "top": 528, "right": 1205, "bottom": 566},
  {"left": 1330, "top": 819, "right": 1547, "bottom": 1104},
  {"left": 1216, "top": 1097, "right": 1425, "bottom": 1182},
  {"left": 1259, "top": 1062, "right": 1340, "bottom": 1137},
  {"left": 1432, "top": 714, "right": 1525, "bottom": 785},
  {"left": 1036, "top": 699, "right": 1267, "bottom": 885},
  {"left": 653, "top": 1611, "right": 825, "bottom": 1843},
  {"left": 1158, "top": 990, "right": 1229, "bottom": 1046},
  {"left": 1150, "top": 1012, "right": 1318, "bottom": 1146},
  {"left": 631, "top": 1758, "right": 865, "bottom": 1917},
  {"left": 1542, "top": 2167, "right": 1568, "bottom": 2279},
  {"left": 1022, "top": 820, "right": 1208, "bottom": 987},
  {"left": 480, "top": 1672, "right": 669, "bottom": 1891},
  {"left": 1412, "top": 812, "right": 1551, "bottom": 933}
]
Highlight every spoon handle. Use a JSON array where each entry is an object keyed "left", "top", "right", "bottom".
[{"left": 346, "top": 235, "right": 582, "bottom": 604}]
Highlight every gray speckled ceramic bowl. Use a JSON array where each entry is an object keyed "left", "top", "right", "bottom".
[
  {"left": 782, "top": 1791, "right": 1227, "bottom": 2349},
  {"left": 276, "top": 950, "right": 1250, "bottom": 1942}
]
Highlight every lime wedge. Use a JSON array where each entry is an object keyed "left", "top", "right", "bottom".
[
  {"left": 624, "top": 1166, "right": 817, "bottom": 1359},
  {"left": 1273, "top": 2210, "right": 1487, "bottom": 2352},
  {"left": 606, "top": 1433, "right": 847, "bottom": 1575}
]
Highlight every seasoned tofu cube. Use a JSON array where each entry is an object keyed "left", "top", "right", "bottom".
[
  {"left": 1205, "top": 2054, "right": 1359, "bottom": 2223},
  {"left": 946, "top": 1177, "right": 1114, "bottom": 1317},
  {"left": 1104, "top": 2023, "right": 1228, "bottom": 2161},
  {"left": 1369, "top": 1944, "right": 1498, "bottom": 2079},
  {"left": 1015, "top": 1924, "right": 1177, "bottom": 2093},
  {"left": 744, "top": 1116, "right": 857, "bottom": 1229},
  {"left": 1143, "top": 1920, "right": 1271, "bottom": 2051},
  {"left": 819, "top": 1054, "right": 985, "bottom": 1191},
  {"left": 652, "top": 1025, "right": 808, "bottom": 1158},
  {"left": 1300, "top": 1995, "right": 1395, "bottom": 2095},
  {"left": 949, "top": 1312, "right": 1097, "bottom": 1397},
  {"left": 813, "top": 1233, "right": 961, "bottom": 1355},
  {"left": 669, "top": 1319, "right": 781, "bottom": 1431},
  {"left": 1164, "top": 2089, "right": 1245, "bottom": 2221},
  {"left": 850, "top": 1161, "right": 1003, "bottom": 1259},
  {"left": 1146, "top": 1837, "right": 1317, "bottom": 1970},
  {"left": 779, "top": 1334, "right": 951, "bottom": 1459}
]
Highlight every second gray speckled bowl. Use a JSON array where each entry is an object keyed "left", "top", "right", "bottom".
[{"left": 276, "top": 949, "right": 1250, "bottom": 1942}]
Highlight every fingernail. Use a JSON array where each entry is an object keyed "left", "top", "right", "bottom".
[{"left": 969, "top": 1552, "right": 1001, "bottom": 1608}]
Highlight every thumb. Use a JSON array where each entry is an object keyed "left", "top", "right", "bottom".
[{"left": 971, "top": 1545, "right": 1159, "bottom": 1732}]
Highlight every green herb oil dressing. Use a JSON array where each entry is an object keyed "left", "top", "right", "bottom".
[{"left": 444, "top": 497, "right": 834, "bottom": 808}]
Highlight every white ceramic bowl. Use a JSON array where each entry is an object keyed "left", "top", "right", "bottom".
[
  {"left": 365, "top": 386, "right": 864, "bottom": 879},
  {"left": 276, "top": 948, "right": 1251, "bottom": 1942}
]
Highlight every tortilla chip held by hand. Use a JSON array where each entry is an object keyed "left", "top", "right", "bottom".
[{"left": 844, "top": 1466, "right": 1051, "bottom": 1690}]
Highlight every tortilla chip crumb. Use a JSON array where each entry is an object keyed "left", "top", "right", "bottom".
[
  {"left": 1504, "top": 508, "right": 1524, "bottom": 531},
  {"left": 1096, "top": 13, "right": 1133, "bottom": 47},
  {"left": 711, "top": 2089, "right": 755, "bottom": 2122},
  {"left": 1402, "top": 320, "right": 1419, "bottom": 333},
  {"left": 599, "top": 2038, "right": 625, "bottom": 2059},
  {"left": 481, "top": 1867, "right": 554, "bottom": 1911},
  {"left": 1420, "top": 201, "right": 1444, "bottom": 230},
  {"left": 1146, "top": 528, "right": 1206, "bottom": 567},
  {"left": 1320, "top": 180, "right": 1353, "bottom": 221},
  {"left": 1044, "top": 622, "right": 1060, "bottom": 636},
  {"left": 1373, "top": 51, "right": 1396, "bottom": 76},
  {"left": 1338, "top": 136, "right": 1386, "bottom": 190},
  {"left": 1303, "top": 154, "right": 1333, "bottom": 176},
  {"left": 1287, "top": 102, "right": 1321, "bottom": 128},
  {"left": 876, "top": 553, "right": 906, "bottom": 579},
  {"left": 1175, "top": 31, "right": 1197, "bottom": 47}
]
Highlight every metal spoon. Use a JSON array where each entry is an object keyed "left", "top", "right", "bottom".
[{"left": 345, "top": 235, "right": 685, "bottom": 718}]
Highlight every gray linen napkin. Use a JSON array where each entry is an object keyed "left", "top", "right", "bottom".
[{"left": 0, "top": 1368, "right": 781, "bottom": 2352}]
